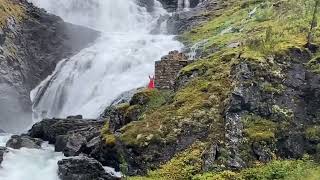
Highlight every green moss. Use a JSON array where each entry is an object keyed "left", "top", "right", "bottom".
[
  {"left": 182, "top": 0, "right": 319, "bottom": 60},
  {"left": 0, "top": 0, "right": 25, "bottom": 27},
  {"left": 305, "top": 126, "right": 320, "bottom": 142},
  {"left": 261, "top": 82, "right": 285, "bottom": 95},
  {"left": 130, "top": 142, "right": 206, "bottom": 180},
  {"left": 119, "top": 55, "right": 232, "bottom": 147},
  {"left": 101, "top": 123, "right": 116, "bottom": 146},
  {"left": 242, "top": 115, "right": 277, "bottom": 142},
  {"left": 194, "top": 160, "right": 320, "bottom": 180},
  {"left": 307, "top": 55, "right": 320, "bottom": 73}
]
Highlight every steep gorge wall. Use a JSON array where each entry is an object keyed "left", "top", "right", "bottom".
[{"left": 0, "top": 0, "right": 99, "bottom": 132}]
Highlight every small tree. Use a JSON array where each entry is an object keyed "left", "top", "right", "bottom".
[{"left": 307, "top": 0, "right": 320, "bottom": 45}]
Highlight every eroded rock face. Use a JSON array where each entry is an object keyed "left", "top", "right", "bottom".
[
  {"left": 57, "top": 156, "right": 119, "bottom": 180},
  {"left": 6, "top": 135, "right": 43, "bottom": 149},
  {"left": 0, "top": 0, "right": 99, "bottom": 132},
  {"left": 0, "top": 146, "right": 8, "bottom": 165},
  {"left": 221, "top": 48, "right": 320, "bottom": 169}
]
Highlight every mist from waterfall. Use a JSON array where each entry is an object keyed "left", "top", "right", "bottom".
[{"left": 29, "top": 0, "right": 183, "bottom": 120}]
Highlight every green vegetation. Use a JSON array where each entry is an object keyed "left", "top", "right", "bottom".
[
  {"left": 0, "top": 0, "right": 25, "bottom": 27},
  {"left": 307, "top": 55, "right": 320, "bottom": 73},
  {"left": 305, "top": 126, "right": 320, "bottom": 142},
  {"left": 119, "top": 58, "right": 232, "bottom": 146},
  {"left": 242, "top": 115, "right": 277, "bottom": 142},
  {"left": 101, "top": 122, "right": 116, "bottom": 146},
  {"left": 261, "top": 82, "right": 285, "bottom": 95},
  {"left": 194, "top": 160, "right": 320, "bottom": 180},
  {"left": 130, "top": 142, "right": 206, "bottom": 180},
  {"left": 102, "top": 0, "right": 320, "bottom": 178},
  {"left": 182, "top": 0, "right": 320, "bottom": 59}
]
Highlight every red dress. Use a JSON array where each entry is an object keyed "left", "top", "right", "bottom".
[{"left": 148, "top": 77, "right": 155, "bottom": 89}]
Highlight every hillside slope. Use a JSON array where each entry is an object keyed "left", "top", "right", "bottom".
[{"left": 100, "top": 0, "right": 320, "bottom": 179}]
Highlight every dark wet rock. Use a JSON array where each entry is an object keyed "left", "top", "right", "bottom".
[
  {"left": 167, "top": 0, "right": 223, "bottom": 34},
  {"left": 137, "top": 0, "right": 155, "bottom": 12},
  {"left": 28, "top": 117, "right": 121, "bottom": 170},
  {"left": 0, "top": 1, "right": 99, "bottom": 132},
  {"left": 88, "top": 138, "right": 121, "bottom": 171},
  {"left": 277, "top": 133, "right": 305, "bottom": 159},
  {"left": 252, "top": 142, "right": 273, "bottom": 163},
  {"left": 202, "top": 144, "right": 218, "bottom": 171},
  {"left": 159, "top": 0, "right": 201, "bottom": 12},
  {"left": 67, "top": 115, "right": 83, "bottom": 119},
  {"left": 28, "top": 118, "right": 104, "bottom": 144},
  {"left": 101, "top": 106, "right": 130, "bottom": 133},
  {"left": 58, "top": 156, "right": 120, "bottom": 180},
  {"left": 0, "top": 146, "right": 8, "bottom": 165},
  {"left": 6, "top": 135, "right": 43, "bottom": 149},
  {"left": 55, "top": 125, "right": 102, "bottom": 157}
]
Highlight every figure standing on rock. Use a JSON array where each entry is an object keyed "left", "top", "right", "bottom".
[{"left": 148, "top": 75, "right": 155, "bottom": 89}]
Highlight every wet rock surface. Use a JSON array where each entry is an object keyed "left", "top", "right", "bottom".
[
  {"left": 58, "top": 156, "right": 120, "bottom": 180},
  {"left": 0, "top": 146, "right": 8, "bottom": 165},
  {"left": 6, "top": 135, "right": 43, "bottom": 149},
  {"left": 28, "top": 118, "right": 104, "bottom": 144},
  {"left": 167, "top": 0, "right": 225, "bottom": 34},
  {"left": 0, "top": 0, "right": 99, "bottom": 131},
  {"left": 28, "top": 117, "right": 121, "bottom": 171}
]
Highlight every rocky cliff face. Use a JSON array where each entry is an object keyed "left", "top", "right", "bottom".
[
  {"left": 0, "top": 0, "right": 99, "bottom": 132},
  {"left": 8, "top": 0, "right": 320, "bottom": 179}
]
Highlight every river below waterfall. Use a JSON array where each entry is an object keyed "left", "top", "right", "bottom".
[{"left": 0, "top": 0, "right": 182, "bottom": 179}]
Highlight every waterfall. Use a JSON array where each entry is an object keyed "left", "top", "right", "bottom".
[
  {"left": 28, "top": 0, "right": 183, "bottom": 120},
  {"left": 0, "top": 0, "right": 182, "bottom": 179},
  {"left": 178, "top": 0, "right": 191, "bottom": 11}
]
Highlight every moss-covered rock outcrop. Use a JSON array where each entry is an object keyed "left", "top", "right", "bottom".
[{"left": 100, "top": 0, "right": 320, "bottom": 179}]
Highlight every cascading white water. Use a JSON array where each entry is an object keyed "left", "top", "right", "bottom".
[
  {"left": 29, "top": 0, "right": 183, "bottom": 120},
  {"left": 178, "top": 0, "right": 191, "bottom": 11},
  {"left": 0, "top": 134, "right": 63, "bottom": 180},
  {"left": 0, "top": 0, "right": 182, "bottom": 179}
]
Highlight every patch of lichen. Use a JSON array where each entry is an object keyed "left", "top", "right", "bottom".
[
  {"left": 0, "top": 0, "right": 25, "bottom": 28},
  {"left": 193, "top": 159, "right": 320, "bottom": 180},
  {"left": 130, "top": 142, "right": 206, "bottom": 180},
  {"left": 182, "top": 0, "right": 319, "bottom": 60}
]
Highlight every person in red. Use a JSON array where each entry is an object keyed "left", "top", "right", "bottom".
[{"left": 148, "top": 75, "right": 155, "bottom": 89}]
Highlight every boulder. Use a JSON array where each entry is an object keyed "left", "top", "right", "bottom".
[
  {"left": 28, "top": 118, "right": 104, "bottom": 144},
  {"left": 6, "top": 135, "right": 43, "bottom": 149},
  {"left": 0, "top": 146, "right": 8, "bottom": 165},
  {"left": 57, "top": 156, "right": 120, "bottom": 180},
  {"left": 55, "top": 126, "right": 102, "bottom": 156},
  {"left": 67, "top": 115, "right": 83, "bottom": 119}
]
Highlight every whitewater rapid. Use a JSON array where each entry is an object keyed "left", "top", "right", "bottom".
[
  {"left": 0, "top": 0, "right": 182, "bottom": 179},
  {"left": 0, "top": 134, "right": 64, "bottom": 180}
]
